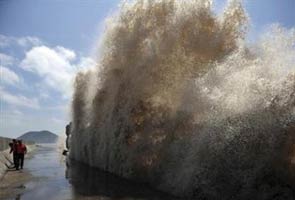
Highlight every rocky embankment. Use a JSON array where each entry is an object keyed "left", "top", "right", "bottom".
[{"left": 0, "top": 136, "right": 35, "bottom": 179}]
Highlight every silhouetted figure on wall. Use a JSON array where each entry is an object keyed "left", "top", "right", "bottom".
[
  {"left": 65, "top": 122, "right": 72, "bottom": 150},
  {"left": 63, "top": 122, "right": 72, "bottom": 156}
]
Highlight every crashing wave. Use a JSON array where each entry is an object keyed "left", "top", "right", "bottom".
[{"left": 70, "top": 0, "right": 295, "bottom": 199}]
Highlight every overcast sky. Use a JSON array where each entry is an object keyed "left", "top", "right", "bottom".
[{"left": 0, "top": 0, "right": 294, "bottom": 138}]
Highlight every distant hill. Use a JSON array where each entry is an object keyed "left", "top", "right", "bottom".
[{"left": 18, "top": 130, "right": 58, "bottom": 143}]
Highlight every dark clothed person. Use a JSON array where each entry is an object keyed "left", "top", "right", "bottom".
[
  {"left": 65, "top": 122, "right": 72, "bottom": 150},
  {"left": 9, "top": 139, "right": 19, "bottom": 169},
  {"left": 16, "top": 141, "right": 27, "bottom": 170}
]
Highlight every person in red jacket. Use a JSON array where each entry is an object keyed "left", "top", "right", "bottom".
[{"left": 16, "top": 140, "right": 27, "bottom": 170}]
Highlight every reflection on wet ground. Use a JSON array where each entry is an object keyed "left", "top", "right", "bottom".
[
  {"left": 6, "top": 144, "right": 178, "bottom": 200},
  {"left": 67, "top": 160, "right": 177, "bottom": 199}
]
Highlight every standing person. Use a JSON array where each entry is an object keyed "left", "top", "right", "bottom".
[
  {"left": 65, "top": 122, "right": 72, "bottom": 150},
  {"left": 63, "top": 122, "right": 72, "bottom": 156},
  {"left": 9, "top": 139, "right": 19, "bottom": 169},
  {"left": 16, "top": 140, "right": 27, "bottom": 170},
  {"left": 8, "top": 142, "right": 14, "bottom": 166}
]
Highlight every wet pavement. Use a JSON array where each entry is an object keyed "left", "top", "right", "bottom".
[{"left": 4, "top": 144, "right": 178, "bottom": 200}]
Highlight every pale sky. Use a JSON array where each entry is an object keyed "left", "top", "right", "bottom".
[{"left": 0, "top": 0, "right": 294, "bottom": 138}]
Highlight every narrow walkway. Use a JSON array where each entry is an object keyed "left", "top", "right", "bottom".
[
  {"left": 0, "top": 144, "right": 178, "bottom": 200},
  {"left": 0, "top": 144, "right": 71, "bottom": 200},
  {"left": 0, "top": 165, "right": 34, "bottom": 199}
]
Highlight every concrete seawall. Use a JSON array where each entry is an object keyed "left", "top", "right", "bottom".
[
  {"left": 0, "top": 136, "right": 14, "bottom": 151},
  {"left": 0, "top": 136, "right": 35, "bottom": 179}
]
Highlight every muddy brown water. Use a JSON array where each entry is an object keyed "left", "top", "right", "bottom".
[{"left": 4, "top": 144, "right": 178, "bottom": 200}]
